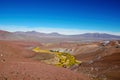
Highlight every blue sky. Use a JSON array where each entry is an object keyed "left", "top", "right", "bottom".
[{"left": 0, "top": 0, "right": 120, "bottom": 35}]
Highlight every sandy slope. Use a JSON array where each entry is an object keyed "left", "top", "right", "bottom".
[
  {"left": 0, "top": 40, "right": 89, "bottom": 80},
  {"left": 0, "top": 61, "right": 89, "bottom": 80}
]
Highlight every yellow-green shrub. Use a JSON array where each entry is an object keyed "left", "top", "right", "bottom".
[{"left": 32, "top": 47, "right": 81, "bottom": 68}]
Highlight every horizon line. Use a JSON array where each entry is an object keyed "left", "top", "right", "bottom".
[
  {"left": 1, "top": 29, "right": 120, "bottom": 36},
  {"left": 0, "top": 24, "right": 120, "bottom": 36}
]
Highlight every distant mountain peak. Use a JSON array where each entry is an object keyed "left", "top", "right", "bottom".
[
  {"left": 49, "top": 32, "right": 60, "bottom": 34},
  {"left": 48, "top": 32, "right": 63, "bottom": 36},
  {"left": 0, "top": 30, "right": 120, "bottom": 42},
  {"left": 0, "top": 30, "right": 12, "bottom": 34}
]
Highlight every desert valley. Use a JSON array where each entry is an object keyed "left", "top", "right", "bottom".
[{"left": 0, "top": 30, "right": 120, "bottom": 80}]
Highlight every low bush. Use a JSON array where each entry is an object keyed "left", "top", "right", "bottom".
[{"left": 32, "top": 47, "right": 81, "bottom": 68}]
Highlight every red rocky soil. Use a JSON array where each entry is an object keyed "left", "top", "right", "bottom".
[{"left": 0, "top": 40, "right": 89, "bottom": 80}]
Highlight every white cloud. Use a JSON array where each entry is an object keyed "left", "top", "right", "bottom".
[{"left": 0, "top": 24, "right": 120, "bottom": 35}]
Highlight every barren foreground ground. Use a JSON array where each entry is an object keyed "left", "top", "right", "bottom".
[
  {"left": 0, "top": 40, "right": 120, "bottom": 80},
  {"left": 0, "top": 40, "right": 89, "bottom": 80}
]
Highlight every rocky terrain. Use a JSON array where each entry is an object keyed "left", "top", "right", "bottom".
[
  {"left": 75, "top": 41, "right": 120, "bottom": 80},
  {"left": 0, "top": 40, "right": 89, "bottom": 80},
  {"left": 0, "top": 30, "right": 120, "bottom": 80}
]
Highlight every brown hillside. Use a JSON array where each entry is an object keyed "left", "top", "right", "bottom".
[{"left": 0, "top": 40, "right": 89, "bottom": 80}]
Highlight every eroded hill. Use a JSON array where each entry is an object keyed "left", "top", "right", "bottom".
[{"left": 0, "top": 40, "right": 89, "bottom": 80}]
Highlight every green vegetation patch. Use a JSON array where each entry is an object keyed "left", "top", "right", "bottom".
[{"left": 32, "top": 47, "right": 82, "bottom": 68}]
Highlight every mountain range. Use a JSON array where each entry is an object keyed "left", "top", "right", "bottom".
[{"left": 0, "top": 30, "right": 120, "bottom": 42}]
